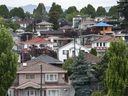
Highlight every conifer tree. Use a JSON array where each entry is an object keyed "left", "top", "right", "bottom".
[{"left": 70, "top": 51, "right": 94, "bottom": 96}]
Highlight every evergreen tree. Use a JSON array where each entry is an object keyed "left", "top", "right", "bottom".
[
  {"left": 90, "top": 48, "right": 97, "bottom": 56},
  {"left": 80, "top": 7, "right": 88, "bottom": 15},
  {"left": 70, "top": 51, "right": 94, "bottom": 96},
  {"left": 104, "top": 39, "right": 128, "bottom": 96},
  {"left": 0, "top": 18, "right": 18, "bottom": 96},
  {"left": 96, "top": 6, "right": 106, "bottom": 16},
  {"left": 108, "top": 6, "right": 118, "bottom": 19},
  {"left": 65, "top": 6, "right": 79, "bottom": 22},
  {"left": 86, "top": 4, "right": 96, "bottom": 18},
  {"left": 33, "top": 3, "right": 47, "bottom": 20},
  {"left": 49, "top": 2, "right": 63, "bottom": 30}
]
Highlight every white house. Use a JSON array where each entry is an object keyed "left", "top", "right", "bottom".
[
  {"left": 92, "top": 35, "right": 115, "bottom": 56},
  {"left": 58, "top": 41, "right": 91, "bottom": 62}
]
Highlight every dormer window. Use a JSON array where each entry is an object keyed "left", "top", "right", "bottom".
[{"left": 45, "top": 74, "right": 58, "bottom": 82}]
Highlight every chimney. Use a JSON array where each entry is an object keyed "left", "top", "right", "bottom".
[{"left": 23, "top": 63, "right": 27, "bottom": 66}]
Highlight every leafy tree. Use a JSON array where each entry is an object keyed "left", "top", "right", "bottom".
[
  {"left": 49, "top": 2, "right": 63, "bottom": 30},
  {"left": 104, "top": 39, "right": 128, "bottom": 96},
  {"left": 108, "top": 6, "right": 118, "bottom": 19},
  {"left": 63, "top": 58, "right": 73, "bottom": 76},
  {"left": 90, "top": 48, "right": 97, "bottom": 56},
  {"left": 0, "top": 18, "right": 18, "bottom": 96},
  {"left": 0, "top": 5, "right": 9, "bottom": 18},
  {"left": 10, "top": 7, "right": 25, "bottom": 19},
  {"left": 70, "top": 51, "right": 94, "bottom": 96},
  {"left": 96, "top": 6, "right": 106, "bottom": 16},
  {"left": 86, "top": 4, "right": 96, "bottom": 18},
  {"left": 33, "top": 3, "right": 47, "bottom": 20}
]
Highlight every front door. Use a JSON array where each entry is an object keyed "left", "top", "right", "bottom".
[
  {"left": 26, "top": 89, "right": 36, "bottom": 96},
  {"left": 28, "top": 89, "right": 35, "bottom": 96}
]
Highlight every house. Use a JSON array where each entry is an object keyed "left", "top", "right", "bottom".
[
  {"left": 72, "top": 15, "right": 83, "bottom": 29},
  {"left": 59, "top": 25, "right": 73, "bottom": 33},
  {"left": 58, "top": 41, "right": 91, "bottom": 62},
  {"left": 80, "top": 20, "right": 96, "bottom": 30},
  {"left": 36, "top": 21, "right": 53, "bottom": 33},
  {"left": 8, "top": 60, "right": 74, "bottom": 96},
  {"left": 17, "top": 20, "right": 33, "bottom": 28},
  {"left": 92, "top": 35, "right": 115, "bottom": 56},
  {"left": 47, "top": 36, "right": 72, "bottom": 51},
  {"left": 20, "top": 37, "right": 50, "bottom": 49},
  {"left": 93, "top": 22, "right": 113, "bottom": 35}
]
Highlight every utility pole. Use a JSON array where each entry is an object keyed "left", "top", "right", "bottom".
[{"left": 40, "top": 64, "right": 43, "bottom": 96}]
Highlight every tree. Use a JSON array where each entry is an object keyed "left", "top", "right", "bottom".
[
  {"left": 65, "top": 6, "right": 79, "bottom": 14},
  {"left": 49, "top": 2, "right": 63, "bottom": 30},
  {"left": 33, "top": 3, "right": 47, "bottom": 20},
  {"left": 0, "top": 18, "right": 18, "bottom": 96},
  {"left": 63, "top": 58, "right": 73, "bottom": 76},
  {"left": 96, "top": 6, "right": 106, "bottom": 16},
  {"left": 90, "top": 48, "right": 97, "bottom": 56},
  {"left": 70, "top": 51, "right": 94, "bottom": 96},
  {"left": 65, "top": 6, "right": 79, "bottom": 22},
  {"left": 108, "top": 6, "right": 118, "bottom": 19},
  {"left": 25, "top": 12, "right": 32, "bottom": 19},
  {"left": 10, "top": 7, "right": 25, "bottom": 19},
  {"left": 86, "top": 4, "right": 96, "bottom": 18},
  {"left": 119, "top": 0, "right": 128, "bottom": 20},
  {"left": 80, "top": 7, "right": 88, "bottom": 15},
  {"left": 104, "top": 39, "right": 128, "bottom": 96},
  {"left": 0, "top": 5, "right": 9, "bottom": 18}
]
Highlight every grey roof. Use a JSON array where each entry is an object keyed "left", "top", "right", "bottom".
[{"left": 33, "top": 55, "right": 63, "bottom": 64}]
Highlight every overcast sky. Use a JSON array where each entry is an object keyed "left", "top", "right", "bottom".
[{"left": 0, "top": 0, "right": 118, "bottom": 10}]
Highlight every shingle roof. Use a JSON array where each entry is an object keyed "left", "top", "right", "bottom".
[
  {"left": 94, "top": 35, "right": 114, "bottom": 42},
  {"left": 18, "top": 61, "right": 66, "bottom": 73},
  {"left": 94, "top": 22, "right": 113, "bottom": 27},
  {"left": 84, "top": 53, "right": 101, "bottom": 64},
  {"left": 33, "top": 55, "right": 63, "bottom": 64},
  {"left": 21, "top": 37, "right": 50, "bottom": 44},
  {"left": 37, "top": 21, "right": 53, "bottom": 25}
]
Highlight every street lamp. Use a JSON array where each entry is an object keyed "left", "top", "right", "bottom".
[{"left": 40, "top": 64, "right": 43, "bottom": 96}]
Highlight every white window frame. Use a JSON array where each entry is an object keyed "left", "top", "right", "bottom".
[
  {"left": 47, "top": 89, "right": 60, "bottom": 96},
  {"left": 45, "top": 74, "right": 58, "bottom": 82}
]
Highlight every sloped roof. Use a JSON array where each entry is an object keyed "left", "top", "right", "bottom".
[
  {"left": 37, "top": 21, "right": 53, "bottom": 25},
  {"left": 84, "top": 53, "right": 101, "bottom": 64},
  {"left": 16, "top": 81, "right": 40, "bottom": 89},
  {"left": 94, "top": 35, "right": 114, "bottom": 42},
  {"left": 21, "top": 37, "right": 50, "bottom": 44},
  {"left": 60, "top": 25, "right": 72, "bottom": 30},
  {"left": 18, "top": 61, "right": 66, "bottom": 73},
  {"left": 94, "top": 22, "right": 113, "bottom": 27},
  {"left": 33, "top": 55, "right": 63, "bottom": 64}
]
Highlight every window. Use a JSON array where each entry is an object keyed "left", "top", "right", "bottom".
[
  {"left": 26, "top": 74, "right": 35, "bottom": 79},
  {"left": 47, "top": 90, "right": 59, "bottom": 96},
  {"left": 45, "top": 74, "right": 58, "bottom": 82},
  {"left": 100, "top": 42, "right": 102, "bottom": 46},
  {"left": 63, "top": 50, "right": 69, "bottom": 55},
  {"left": 97, "top": 43, "right": 99, "bottom": 47},
  {"left": 103, "top": 42, "right": 105, "bottom": 46}
]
